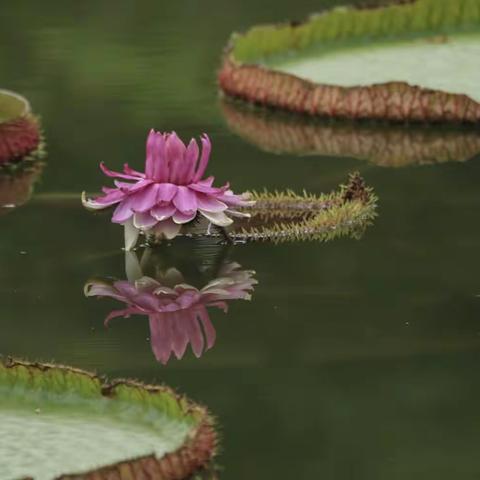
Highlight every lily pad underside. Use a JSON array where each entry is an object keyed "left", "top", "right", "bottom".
[
  {"left": 0, "top": 358, "right": 216, "bottom": 480},
  {"left": 0, "top": 90, "right": 45, "bottom": 167},
  {"left": 219, "top": 0, "right": 480, "bottom": 123},
  {"left": 159, "top": 173, "right": 377, "bottom": 244},
  {"left": 221, "top": 99, "right": 480, "bottom": 167}
]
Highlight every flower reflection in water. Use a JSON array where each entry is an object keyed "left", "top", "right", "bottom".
[{"left": 85, "top": 249, "right": 257, "bottom": 364}]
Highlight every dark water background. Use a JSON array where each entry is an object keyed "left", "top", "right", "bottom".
[{"left": 2, "top": 1, "right": 480, "bottom": 478}]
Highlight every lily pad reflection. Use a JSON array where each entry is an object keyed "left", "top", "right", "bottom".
[
  {"left": 0, "top": 162, "right": 44, "bottom": 215},
  {"left": 221, "top": 99, "right": 480, "bottom": 167}
]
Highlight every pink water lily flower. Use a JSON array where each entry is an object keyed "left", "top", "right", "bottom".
[
  {"left": 85, "top": 262, "right": 257, "bottom": 364},
  {"left": 82, "top": 130, "right": 254, "bottom": 249}
]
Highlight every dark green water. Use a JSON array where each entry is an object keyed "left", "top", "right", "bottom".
[{"left": 2, "top": 1, "right": 480, "bottom": 478}]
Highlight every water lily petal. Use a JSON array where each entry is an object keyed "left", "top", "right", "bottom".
[
  {"left": 153, "top": 285, "right": 177, "bottom": 296},
  {"left": 100, "top": 162, "right": 140, "bottom": 180},
  {"left": 153, "top": 132, "right": 167, "bottom": 182},
  {"left": 123, "top": 218, "right": 140, "bottom": 250},
  {"left": 199, "top": 209, "right": 233, "bottom": 227},
  {"left": 219, "top": 191, "right": 256, "bottom": 207},
  {"left": 226, "top": 208, "right": 251, "bottom": 218},
  {"left": 197, "top": 176, "right": 215, "bottom": 187},
  {"left": 130, "top": 183, "right": 160, "bottom": 212},
  {"left": 84, "top": 282, "right": 120, "bottom": 300},
  {"left": 173, "top": 186, "right": 198, "bottom": 213},
  {"left": 166, "top": 132, "right": 186, "bottom": 183},
  {"left": 131, "top": 290, "right": 162, "bottom": 311},
  {"left": 192, "top": 134, "right": 211, "bottom": 181},
  {"left": 149, "top": 314, "right": 174, "bottom": 364},
  {"left": 175, "top": 290, "right": 200, "bottom": 309},
  {"left": 184, "top": 312, "right": 204, "bottom": 358},
  {"left": 151, "top": 204, "right": 176, "bottom": 221},
  {"left": 82, "top": 191, "right": 119, "bottom": 210},
  {"left": 104, "top": 308, "right": 133, "bottom": 325},
  {"left": 112, "top": 197, "right": 135, "bottom": 223},
  {"left": 197, "top": 306, "right": 216, "bottom": 350},
  {"left": 156, "top": 183, "right": 177, "bottom": 202},
  {"left": 189, "top": 181, "right": 229, "bottom": 195},
  {"left": 111, "top": 280, "right": 140, "bottom": 299},
  {"left": 196, "top": 193, "right": 227, "bottom": 212},
  {"left": 174, "top": 284, "right": 199, "bottom": 294},
  {"left": 182, "top": 138, "right": 199, "bottom": 184},
  {"left": 123, "top": 163, "right": 145, "bottom": 178},
  {"left": 133, "top": 211, "right": 158, "bottom": 229},
  {"left": 145, "top": 129, "right": 156, "bottom": 178},
  {"left": 114, "top": 180, "right": 135, "bottom": 190},
  {"left": 93, "top": 189, "right": 126, "bottom": 206},
  {"left": 172, "top": 210, "right": 196, "bottom": 224},
  {"left": 125, "top": 251, "right": 143, "bottom": 282},
  {"left": 153, "top": 218, "right": 182, "bottom": 240},
  {"left": 171, "top": 313, "right": 189, "bottom": 360},
  {"left": 114, "top": 178, "right": 153, "bottom": 195}
]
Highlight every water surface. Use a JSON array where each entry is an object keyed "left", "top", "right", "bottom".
[{"left": 2, "top": 1, "right": 480, "bottom": 478}]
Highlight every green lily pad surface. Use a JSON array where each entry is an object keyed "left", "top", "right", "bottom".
[
  {"left": 270, "top": 33, "right": 480, "bottom": 103},
  {"left": 0, "top": 358, "right": 216, "bottom": 480},
  {"left": 219, "top": 0, "right": 480, "bottom": 122}
]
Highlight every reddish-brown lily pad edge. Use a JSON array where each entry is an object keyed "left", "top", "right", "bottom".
[
  {"left": 221, "top": 99, "right": 480, "bottom": 167},
  {"left": 0, "top": 357, "right": 217, "bottom": 480},
  {"left": 218, "top": 0, "right": 480, "bottom": 124},
  {"left": 0, "top": 89, "right": 44, "bottom": 166}
]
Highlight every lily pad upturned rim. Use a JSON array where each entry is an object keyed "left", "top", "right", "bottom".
[
  {"left": 218, "top": 0, "right": 480, "bottom": 124},
  {"left": 0, "top": 357, "right": 217, "bottom": 480},
  {"left": 0, "top": 89, "right": 32, "bottom": 123}
]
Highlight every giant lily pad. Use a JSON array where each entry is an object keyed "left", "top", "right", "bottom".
[
  {"left": 0, "top": 90, "right": 44, "bottom": 166},
  {"left": 218, "top": 0, "right": 480, "bottom": 123},
  {"left": 0, "top": 358, "right": 216, "bottom": 479},
  {"left": 221, "top": 99, "right": 480, "bottom": 166}
]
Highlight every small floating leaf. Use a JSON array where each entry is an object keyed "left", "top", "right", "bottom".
[
  {"left": 219, "top": 0, "right": 480, "bottom": 123},
  {"left": 0, "top": 357, "right": 217, "bottom": 479},
  {"left": 181, "top": 173, "right": 377, "bottom": 244},
  {"left": 221, "top": 99, "right": 480, "bottom": 166}
]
